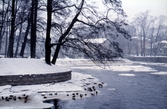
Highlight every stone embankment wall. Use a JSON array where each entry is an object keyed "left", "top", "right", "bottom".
[
  {"left": 126, "top": 56, "right": 167, "bottom": 63},
  {"left": 0, "top": 71, "right": 71, "bottom": 86}
]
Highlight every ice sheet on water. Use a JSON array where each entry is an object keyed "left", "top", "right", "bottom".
[
  {"left": 118, "top": 73, "right": 136, "bottom": 76},
  {"left": 151, "top": 72, "right": 167, "bottom": 75}
]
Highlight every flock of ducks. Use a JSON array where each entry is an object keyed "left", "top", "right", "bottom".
[
  {"left": 0, "top": 82, "right": 104, "bottom": 102},
  {"left": 0, "top": 94, "right": 29, "bottom": 103},
  {"left": 41, "top": 82, "right": 104, "bottom": 101}
]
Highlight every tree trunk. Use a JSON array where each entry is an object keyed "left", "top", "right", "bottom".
[
  {"left": 143, "top": 31, "right": 146, "bottom": 56},
  {"left": 20, "top": 12, "right": 31, "bottom": 57},
  {"left": 140, "top": 36, "right": 143, "bottom": 56},
  {"left": 136, "top": 45, "right": 139, "bottom": 56},
  {"left": 150, "top": 36, "right": 153, "bottom": 56},
  {"left": 30, "top": 0, "right": 38, "bottom": 58},
  {"left": 4, "top": 16, "right": 10, "bottom": 57},
  {"left": 45, "top": 0, "right": 52, "bottom": 64},
  {"left": 30, "top": 0, "right": 34, "bottom": 57},
  {"left": 0, "top": 0, "right": 8, "bottom": 53},
  {"left": 51, "top": 44, "right": 61, "bottom": 64},
  {"left": 7, "top": 0, "right": 15, "bottom": 57},
  {"left": 14, "top": 24, "right": 22, "bottom": 57},
  {"left": 5, "top": 20, "right": 9, "bottom": 57},
  {"left": 0, "top": 0, "right": 4, "bottom": 52},
  {"left": 0, "top": 29, "right": 5, "bottom": 52}
]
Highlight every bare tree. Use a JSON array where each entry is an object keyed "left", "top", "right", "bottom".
[
  {"left": 44, "top": 0, "right": 131, "bottom": 65},
  {"left": 133, "top": 11, "right": 152, "bottom": 56},
  {"left": 133, "top": 11, "right": 167, "bottom": 56},
  {"left": 152, "top": 16, "right": 167, "bottom": 56}
]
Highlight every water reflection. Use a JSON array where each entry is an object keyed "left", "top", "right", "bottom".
[{"left": 44, "top": 99, "right": 60, "bottom": 109}]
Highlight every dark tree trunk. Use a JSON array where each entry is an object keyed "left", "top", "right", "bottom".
[
  {"left": 51, "top": 44, "right": 61, "bottom": 64},
  {"left": 30, "top": 0, "right": 34, "bottom": 58},
  {"left": 20, "top": 13, "right": 31, "bottom": 57},
  {"left": 30, "top": 0, "right": 38, "bottom": 58},
  {"left": 45, "top": 0, "right": 52, "bottom": 64},
  {"left": 7, "top": 0, "right": 15, "bottom": 57}
]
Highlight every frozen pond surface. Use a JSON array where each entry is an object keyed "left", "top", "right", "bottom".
[{"left": 54, "top": 60, "right": 167, "bottom": 109}]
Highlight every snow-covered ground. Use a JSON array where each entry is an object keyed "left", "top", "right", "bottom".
[
  {"left": 0, "top": 58, "right": 103, "bottom": 108},
  {"left": 0, "top": 57, "right": 167, "bottom": 109},
  {"left": 0, "top": 58, "right": 70, "bottom": 75}
]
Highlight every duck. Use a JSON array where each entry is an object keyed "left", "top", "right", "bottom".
[
  {"left": 18, "top": 96, "right": 22, "bottom": 100},
  {"left": 49, "top": 93, "right": 53, "bottom": 96},
  {"left": 87, "top": 87, "right": 93, "bottom": 92},
  {"left": 24, "top": 95, "right": 28, "bottom": 100},
  {"left": 24, "top": 99, "right": 27, "bottom": 103},
  {"left": 95, "top": 91, "right": 98, "bottom": 95},
  {"left": 13, "top": 96, "right": 16, "bottom": 101},
  {"left": 5, "top": 97, "right": 9, "bottom": 101},
  {"left": 98, "top": 83, "right": 103, "bottom": 88},
  {"left": 9, "top": 95, "right": 14, "bottom": 98},
  {"left": 43, "top": 96, "right": 47, "bottom": 99},
  {"left": 1, "top": 96, "right": 4, "bottom": 100},
  {"left": 80, "top": 94, "right": 83, "bottom": 98},
  {"left": 72, "top": 97, "right": 75, "bottom": 100},
  {"left": 92, "top": 86, "right": 96, "bottom": 91},
  {"left": 91, "top": 93, "right": 94, "bottom": 96}
]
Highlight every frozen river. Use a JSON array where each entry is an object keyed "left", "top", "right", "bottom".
[{"left": 53, "top": 60, "right": 167, "bottom": 109}]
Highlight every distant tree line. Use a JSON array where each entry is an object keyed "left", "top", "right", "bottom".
[
  {"left": 0, "top": 0, "right": 131, "bottom": 65},
  {"left": 131, "top": 11, "right": 167, "bottom": 56}
]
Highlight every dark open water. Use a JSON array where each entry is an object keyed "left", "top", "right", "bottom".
[{"left": 47, "top": 62, "right": 167, "bottom": 109}]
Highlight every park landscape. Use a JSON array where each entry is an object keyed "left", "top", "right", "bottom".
[{"left": 0, "top": 0, "right": 167, "bottom": 109}]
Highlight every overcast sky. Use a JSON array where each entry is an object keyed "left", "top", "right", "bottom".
[{"left": 121, "top": 0, "right": 167, "bottom": 22}]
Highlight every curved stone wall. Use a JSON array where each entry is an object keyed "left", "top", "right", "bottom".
[{"left": 0, "top": 71, "right": 71, "bottom": 86}]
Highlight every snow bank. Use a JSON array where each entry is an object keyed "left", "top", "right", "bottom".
[
  {"left": 0, "top": 71, "right": 101, "bottom": 108},
  {"left": 0, "top": 58, "right": 70, "bottom": 76},
  {"left": 0, "top": 58, "right": 102, "bottom": 108}
]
